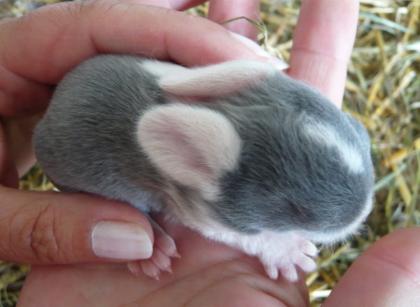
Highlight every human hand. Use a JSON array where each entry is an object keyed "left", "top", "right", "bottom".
[{"left": 20, "top": 226, "right": 420, "bottom": 307}]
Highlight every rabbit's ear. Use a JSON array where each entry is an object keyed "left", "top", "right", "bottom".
[
  {"left": 137, "top": 103, "right": 241, "bottom": 200},
  {"left": 142, "top": 60, "right": 278, "bottom": 97}
]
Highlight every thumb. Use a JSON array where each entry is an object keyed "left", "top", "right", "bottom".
[
  {"left": 0, "top": 186, "right": 154, "bottom": 265},
  {"left": 324, "top": 227, "right": 420, "bottom": 306}
]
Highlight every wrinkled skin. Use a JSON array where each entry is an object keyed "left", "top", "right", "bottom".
[
  {"left": 21, "top": 226, "right": 420, "bottom": 307},
  {"left": 0, "top": 1, "right": 418, "bottom": 307}
]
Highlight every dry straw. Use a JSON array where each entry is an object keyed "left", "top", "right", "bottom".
[{"left": 0, "top": 0, "right": 419, "bottom": 306}]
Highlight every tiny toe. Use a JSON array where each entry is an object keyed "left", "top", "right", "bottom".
[
  {"left": 149, "top": 218, "right": 179, "bottom": 257},
  {"left": 127, "top": 261, "right": 142, "bottom": 276},
  {"left": 280, "top": 265, "right": 298, "bottom": 282},
  {"left": 264, "top": 265, "right": 279, "bottom": 280},
  {"left": 295, "top": 255, "right": 317, "bottom": 273},
  {"left": 152, "top": 248, "right": 172, "bottom": 273},
  {"left": 156, "top": 234, "right": 178, "bottom": 258},
  {"left": 141, "top": 260, "right": 161, "bottom": 280},
  {"left": 300, "top": 240, "right": 318, "bottom": 257}
]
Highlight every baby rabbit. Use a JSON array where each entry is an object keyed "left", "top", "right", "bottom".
[{"left": 33, "top": 55, "right": 374, "bottom": 281}]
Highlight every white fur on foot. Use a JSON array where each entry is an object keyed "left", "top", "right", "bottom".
[
  {"left": 264, "top": 264, "right": 279, "bottom": 280},
  {"left": 196, "top": 224, "right": 318, "bottom": 282},
  {"left": 280, "top": 264, "right": 298, "bottom": 282},
  {"left": 295, "top": 254, "right": 317, "bottom": 272},
  {"left": 258, "top": 234, "right": 317, "bottom": 282}
]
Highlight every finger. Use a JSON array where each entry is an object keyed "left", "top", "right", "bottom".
[
  {"left": 0, "top": 1, "right": 272, "bottom": 116},
  {"left": 119, "top": 0, "right": 205, "bottom": 10},
  {"left": 2, "top": 115, "right": 41, "bottom": 177},
  {"left": 0, "top": 122, "right": 18, "bottom": 188},
  {"left": 288, "top": 0, "right": 359, "bottom": 107},
  {"left": 0, "top": 56, "right": 52, "bottom": 116},
  {"left": 167, "top": 0, "right": 207, "bottom": 10},
  {"left": 324, "top": 228, "right": 420, "bottom": 306},
  {"left": 0, "top": 186, "right": 154, "bottom": 265},
  {"left": 0, "top": 1, "right": 269, "bottom": 83},
  {"left": 208, "top": 0, "right": 260, "bottom": 39}
]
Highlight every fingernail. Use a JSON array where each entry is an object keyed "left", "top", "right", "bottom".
[
  {"left": 91, "top": 221, "right": 153, "bottom": 260},
  {"left": 229, "top": 31, "right": 289, "bottom": 70}
]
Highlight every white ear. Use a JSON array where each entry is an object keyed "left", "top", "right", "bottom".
[
  {"left": 158, "top": 60, "right": 277, "bottom": 97},
  {"left": 137, "top": 104, "right": 241, "bottom": 199},
  {"left": 141, "top": 60, "right": 188, "bottom": 78}
]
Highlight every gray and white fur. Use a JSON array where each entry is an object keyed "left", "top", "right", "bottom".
[{"left": 33, "top": 55, "right": 375, "bottom": 281}]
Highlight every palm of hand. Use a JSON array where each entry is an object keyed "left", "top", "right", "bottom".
[{"left": 21, "top": 223, "right": 308, "bottom": 307}]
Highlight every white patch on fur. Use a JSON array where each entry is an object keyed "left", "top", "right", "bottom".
[
  {"left": 137, "top": 104, "right": 241, "bottom": 201},
  {"left": 303, "top": 193, "right": 374, "bottom": 244},
  {"left": 304, "top": 121, "right": 364, "bottom": 173},
  {"left": 173, "top": 204, "right": 318, "bottom": 282},
  {"left": 158, "top": 60, "right": 277, "bottom": 97},
  {"left": 140, "top": 60, "right": 188, "bottom": 78}
]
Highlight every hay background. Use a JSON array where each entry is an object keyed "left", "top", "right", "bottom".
[{"left": 0, "top": 0, "right": 419, "bottom": 306}]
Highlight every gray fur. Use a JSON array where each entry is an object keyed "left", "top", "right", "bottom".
[
  {"left": 205, "top": 75, "right": 374, "bottom": 233},
  {"left": 33, "top": 55, "right": 374, "bottom": 238},
  {"left": 34, "top": 55, "right": 166, "bottom": 212}
]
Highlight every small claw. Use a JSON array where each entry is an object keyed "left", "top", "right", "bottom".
[
  {"left": 127, "top": 261, "right": 142, "bottom": 276},
  {"left": 149, "top": 218, "right": 178, "bottom": 257},
  {"left": 141, "top": 261, "right": 161, "bottom": 280},
  {"left": 156, "top": 235, "right": 178, "bottom": 258},
  {"left": 152, "top": 249, "right": 172, "bottom": 273}
]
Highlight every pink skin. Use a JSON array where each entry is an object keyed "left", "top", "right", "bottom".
[
  {"left": 0, "top": 0, "right": 418, "bottom": 306},
  {"left": 129, "top": 219, "right": 179, "bottom": 279}
]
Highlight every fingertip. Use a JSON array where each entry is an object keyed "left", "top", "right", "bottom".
[{"left": 292, "top": 0, "right": 359, "bottom": 62}]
